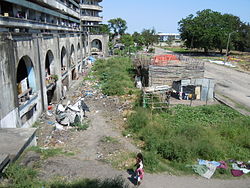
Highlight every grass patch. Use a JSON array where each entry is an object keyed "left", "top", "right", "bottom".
[
  {"left": 1, "top": 163, "right": 42, "bottom": 188},
  {"left": 28, "top": 146, "right": 74, "bottom": 159},
  {"left": 101, "top": 136, "right": 118, "bottom": 143},
  {"left": 92, "top": 57, "right": 137, "bottom": 96},
  {"left": 50, "top": 176, "right": 128, "bottom": 188},
  {"left": 104, "top": 152, "right": 136, "bottom": 170},
  {"left": 127, "top": 104, "right": 250, "bottom": 174},
  {"left": 1, "top": 164, "right": 128, "bottom": 188}
]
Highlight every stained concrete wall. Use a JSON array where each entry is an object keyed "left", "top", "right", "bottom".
[
  {"left": 0, "top": 32, "right": 83, "bottom": 128},
  {"left": 89, "top": 34, "right": 109, "bottom": 57}
]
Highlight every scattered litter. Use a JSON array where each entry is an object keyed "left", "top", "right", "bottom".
[
  {"left": 55, "top": 123, "right": 64, "bottom": 131},
  {"left": 208, "top": 60, "right": 236, "bottom": 67},
  {"left": 46, "top": 111, "right": 53, "bottom": 117}
]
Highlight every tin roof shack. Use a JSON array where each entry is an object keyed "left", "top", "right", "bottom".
[
  {"left": 173, "top": 79, "right": 215, "bottom": 102},
  {"left": 148, "top": 55, "right": 214, "bottom": 101}
]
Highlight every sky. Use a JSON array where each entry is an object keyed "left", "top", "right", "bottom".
[{"left": 100, "top": 0, "right": 250, "bottom": 34}]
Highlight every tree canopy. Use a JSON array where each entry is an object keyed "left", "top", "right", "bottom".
[
  {"left": 178, "top": 9, "right": 250, "bottom": 53},
  {"left": 108, "top": 18, "right": 128, "bottom": 36},
  {"left": 141, "top": 28, "right": 159, "bottom": 49}
]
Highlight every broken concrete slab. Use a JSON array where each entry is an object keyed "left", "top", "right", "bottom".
[{"left": 0, "top": 128, "right": 37, "bottom": 172}]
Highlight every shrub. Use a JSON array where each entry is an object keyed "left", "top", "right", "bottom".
[
  {"left": 127, "top": 107, "right": 150, "bottom": 133},
  {"left": 4, "top": 163, "right": 41, "bottom": 188},
  {"left": 143, "top": 151, "right": 160, "bottom": 172},
  {"left": 126, "top": 104, "right": 250, "bottom": 170},
  {"left": 93, "top": 57, "right": 136, "bottom": 96}
]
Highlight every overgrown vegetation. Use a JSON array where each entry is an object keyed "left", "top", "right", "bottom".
[
  {"left": 1, "top": 163, "right": 42, "bottom": 188},
  {"left": 92, "top": 57, "right": 136, "bottom": 96},
  {"left": 127, "top": 105, "right": 250, "bottom": 173}
]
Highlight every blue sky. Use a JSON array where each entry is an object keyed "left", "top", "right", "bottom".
[{"left": 100, "top": 0, "right": 250, "bottom": 34}]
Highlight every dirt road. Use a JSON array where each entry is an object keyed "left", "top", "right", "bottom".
[{"left": 205, "top": 62, "right": 250, "bottom": 114}]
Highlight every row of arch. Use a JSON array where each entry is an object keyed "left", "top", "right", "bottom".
[
  {"left": 16, "top": 42, "right": 82, "bottom": 108},
  {"left": 16, "top": 38, "right": 103, "bottom": 107}
]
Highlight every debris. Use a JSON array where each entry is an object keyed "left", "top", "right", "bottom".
[{"left": 55, "top": 123, "right": 64, "bottom": 131}]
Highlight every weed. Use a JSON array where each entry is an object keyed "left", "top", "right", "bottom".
[
  {"left": 2, "top": 163, "right": 42, "bottom": 188},
  {"left": 127, "top": 104, "right": 250, "bottom": 174},
  {"left": 92, "top": 57, "right": 137, "bottom": 96},
  {"left": 28, "top": 146, "right": 74, "bottom": 159},
  {"left": 101, "top": 136, "right": 118, "bottom": 143},
  {"left": 50, "top": 176, "right": 129, "bottom": 188}
]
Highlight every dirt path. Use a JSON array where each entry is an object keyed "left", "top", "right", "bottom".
[{"left": 31, "top": 70, "right": 250, "bottom": 188}]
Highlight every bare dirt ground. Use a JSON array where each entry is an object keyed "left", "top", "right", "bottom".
[{"left": 20, "top": 67, "right": 250, "bottom": 188}]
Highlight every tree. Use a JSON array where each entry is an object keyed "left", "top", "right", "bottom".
[
  {"left": 99, "top": 24, "right": 110, "bottom": 34},
  {"left": 178, "top": 9, "right": 243, "bottom": 53},
  {"left": 132, "top": 32, "right": 145, "bottom": 47},
  {"left": 120, "top": 34, "right": 134, "bottom": 47},
  {"left": 108, "top": 18, "right": 128, "bottom": 36},
  {"left": 234, "top": 23, "right": 250, "bottom": 52},
  {"left": 141, "top": 28, "right": 159, "bottom": 49}
]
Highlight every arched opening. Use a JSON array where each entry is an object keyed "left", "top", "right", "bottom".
[
  {"left": 16, "top": 56, "right": 37, "bottom": 98},
  {"left": 16, "top": 56, "right": 37, "bottom": 124},
  {"left": 61, "top": 47, "right": 67, "bottom": 75},
  {"left": 45, "top": 50, "right": 55, "bottom": 76},
  {"left": 91, "top": 39, "right": 102, "bottom": 52},
  {"left": 70, "top": 44, "right": 75, "bottom": 68},
  {"left": 45, "top": 50, "right": 57, "bottom": 105},
  {"left": 77, "top": 43, "right": 81, "bottom": 60},
  {"left": 71, "top": 68, "right": 77, "bottom": 80}
]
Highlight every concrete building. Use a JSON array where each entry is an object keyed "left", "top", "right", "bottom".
[
  {"left": 80, "top": 0, "right": 108, "bottom": 57},
  {"left": 157, "top": 32, "right": 183, "bottom": 47},
  {"left": 0, "top": 0, "right": 107, "bottom": 128}
]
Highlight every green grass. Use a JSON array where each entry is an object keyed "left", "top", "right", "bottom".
[
  {"left": 164, "top": 47, "right": 190, "bottom": 53},
  {"left": 127, "top": 104, "right": 250, "bottom": 174},
  {"left": 28, "top": 146, "right": 74, "bottom": 159},
  {"left": 1, "top": 163, "right": 42, "bottom": 188},
  {"left": 100, "top": 136, "right": 119, "bottom": 143},
  {"left": 50, "top": 176, "right": 129, "bottom": 188},
  {"left": 92, "top": 57, "right": 136, "bottom": 96},
  {"left": 1, "top": 163, "right": 128, "bottom": 188}
]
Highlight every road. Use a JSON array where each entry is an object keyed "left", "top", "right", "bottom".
[{"left": 204, "top": 62, "right": 250, "bottom": 114}]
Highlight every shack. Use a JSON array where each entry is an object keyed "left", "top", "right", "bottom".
[{"left": 134, "top": 53, "right": 215, "bottom": 102}]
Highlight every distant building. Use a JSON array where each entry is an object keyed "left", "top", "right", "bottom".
[
  {"left": 157, "top": 32, "right": 182, "bottom": 47},
  {"left": 0, "top": 0, "right": 108, "bottom": 128},
  {"left": 80, "top": 0, "right": 109, "bottom": 57}
]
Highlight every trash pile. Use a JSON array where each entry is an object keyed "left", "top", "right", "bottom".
[
  {"left": 55, "top": 97, "right": 89, "bottom": 126},
  {"left": 188, "top": 159, "right": 250, "bottom": 179}
]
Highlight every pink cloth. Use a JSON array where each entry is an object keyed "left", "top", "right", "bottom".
[
  {"left": 217, "top": 161, "right": 228, "bottom": 169},
  {"left": 231, "top": 169, "right": 244, "bottom": 177},
  {"left": 136, "top": 168, "right": 144, "bottom": 179}
]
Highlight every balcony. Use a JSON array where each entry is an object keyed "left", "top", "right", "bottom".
[
  {"left": 0, "top": 16, "right": 80, "bottom": 32},
  {"left": 81, "top": 15, "right": 102, "bottom": 22},
  {"left": 80, "top": 4, "right": 102, "bottom": 11},
  {"left": 36, "top": 0, "right": 80, "bottom": 18}
]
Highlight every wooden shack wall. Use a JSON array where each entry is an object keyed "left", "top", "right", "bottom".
[{"left": 149, "top": 62, "right": 205, "bottom": 86}]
